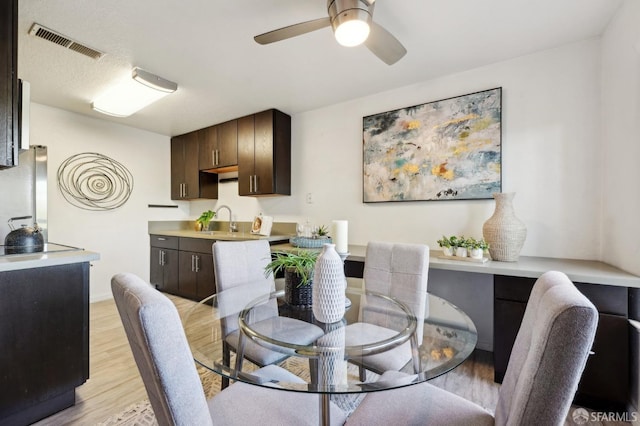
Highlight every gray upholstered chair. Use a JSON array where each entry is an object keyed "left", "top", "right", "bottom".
[
  {"left": 345, "top": 270, "right": 598, "bottom": 426},
  {"left": 345, "top": 241, "right": 429, "bottom": 379},
  {"left": 213, "top": 240, "right": 324, "bottom": 388},
  {"left": 111, "top": 272, "right": 347, "bottom": 426}
]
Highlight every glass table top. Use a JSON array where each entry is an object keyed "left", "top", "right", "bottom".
[{"left": 183, "top": 280, "right": 478, "bottom": 395}]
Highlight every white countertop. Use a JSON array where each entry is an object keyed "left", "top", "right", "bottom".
[
  {"left": 271, "top": 243, "right": 640, "bottom": 288},
  {"left": 0, "top": 250, "right": 100, "bottom": 272},
  {"left": 151, "top": 229, "right": 292, "bottom": 243}
]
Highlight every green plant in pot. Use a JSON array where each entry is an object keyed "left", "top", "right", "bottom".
[
  {"left": 468, "top": 237, "right": 489, "bottom": 259},
  {"left": 195, "top": 210, "right": 215, "bottom": 231},
  {"left": 437, "top": 236, "right": 454, "bottom": 256},
  {"left": 265, "top": 250, "right": 319, "bottom": 307}
]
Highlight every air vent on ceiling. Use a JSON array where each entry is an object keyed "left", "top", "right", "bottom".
[{"left": 28, "top": 23, "right": 105, "bottom": 60}]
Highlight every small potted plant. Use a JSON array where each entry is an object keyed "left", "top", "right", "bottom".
[
  {"left": 468, "top": 237, "right": 489, "bottom": 259},
  {"left": 437, "top": 236, "right": 454, "bottom": 256},
  {"left": 265, "top": 250, "right": 319, "bottom": 307},
  {"left": 453, "top": 236, "right": 469, "bottom": 257},
  {"left": 195, "top": 210, "right": 215, "bottom": 232},
  {"left": 315, "top": 225, "right": 330, "bottom": 239}
]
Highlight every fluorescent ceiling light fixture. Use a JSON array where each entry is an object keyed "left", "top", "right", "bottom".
[
  {"left": 330, "top": 2, "right": 371, "bottom": 47},
  {"left": 91, "top": 68, "right": 177, "bottom": 117}
]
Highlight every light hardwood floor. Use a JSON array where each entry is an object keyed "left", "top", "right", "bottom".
[{"left": 31, "top": 294, "right": 630, "bottom": 426}]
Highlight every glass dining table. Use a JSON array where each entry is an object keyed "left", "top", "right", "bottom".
[{"left": 182, "top": 278, "right": 478, "bottom": 426}]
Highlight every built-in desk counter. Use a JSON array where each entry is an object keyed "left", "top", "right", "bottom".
[{"left": 271, "top": 243, "right": 640, "bottom": 288}]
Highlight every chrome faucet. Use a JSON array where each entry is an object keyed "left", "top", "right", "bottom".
[{"left": 215, "top": 205, "right": 237, "bottom": 233}]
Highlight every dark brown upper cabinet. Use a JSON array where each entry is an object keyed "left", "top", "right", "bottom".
[
  {"left": 171, "top": 131, "right": 217, "bottom": 200},
  {"left": 199, "top": 120, "right": 238, "bottom": 172},
  {"left": 238, "top": 109, "right": 291, "bottom": 196},
  {"left": 0, "top": 0, "right": 18, "bottom": 168}
]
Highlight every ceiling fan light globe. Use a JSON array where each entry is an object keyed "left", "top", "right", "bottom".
[{"left": 335, "top": 20, "right": 370, "bottom": 46}]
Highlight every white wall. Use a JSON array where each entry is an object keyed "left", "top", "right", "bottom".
[
  {"left": 601, "top": 0, "right": 640, "bottom": 277},
  {"left": 198, "top": 38, "right": 603, "bottom": 260},
  {"left": 31, "top": 104, "right": 190, "bottom": 301},
  {"left": 600, "top": 0, "right": 640, "bottom": 418},
  {"left": 30, "top": 35, "right": 619, "bottom": 305}
]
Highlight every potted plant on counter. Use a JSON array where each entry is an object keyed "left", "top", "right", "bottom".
[
  {"left": 452, "top": 236, "right": 469, "bottom": 257},
  {"left": 468, "top": 237, "right": 490, "bottom": 259},
  {"left": 437, "top": 236, "right": 454, "bottom": 256},
  {"left": 195, "top": 210, "right": 215, "bottom": 232},
  {"left": 265, "top": 250, "right": 319, "bottom": 307}
]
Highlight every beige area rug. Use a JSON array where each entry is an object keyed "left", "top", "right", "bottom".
[{"left": 97, "top": 358, "right": 365, "bottom": 425}]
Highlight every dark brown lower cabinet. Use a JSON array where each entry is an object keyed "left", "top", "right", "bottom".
[
  {"left": 149, "top": 235, "right": 179, "bottom": 295},
  {"left": 0, "top": 262, "right": 90, "bottom": 425},
  {"left": 178, "top": 250, "right": 214, "bottom": 299},
  {"left": 150, "top": 235, "right": 216, "bottom": 300},
  {"left": 493, "top": 275, "right": 629, "bottom": 412}
]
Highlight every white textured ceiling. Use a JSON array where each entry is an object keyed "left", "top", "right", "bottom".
[{"left": 18, "top": 0, "right": 621, "bottom": 137}]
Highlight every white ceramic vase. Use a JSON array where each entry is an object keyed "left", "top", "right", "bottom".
[
  {"left": 312, "top": 244, "right": 346, "bottom": 323},
  {"left": 483, "top": 192, "right": 527, "bottom": 261}
]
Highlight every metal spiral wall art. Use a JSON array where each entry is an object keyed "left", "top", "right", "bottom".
[{"left": 57, "top": 152, "right": 134, "bottom": 211}]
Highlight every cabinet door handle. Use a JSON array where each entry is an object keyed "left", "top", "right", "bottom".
[
  {"left": 160, "top": 250, "right": 166, "bottom": 266},
  {"left": 157, "top": 237, "right": 167, "bottom": 241},
  {"left": 216, "top": 150, "right": 219, "bottom": 166},
  {"left": 159, "top": 250, "right": 163, "bottom": 266},
  {"left": 212, "top": 149, "right": 216, "bottom": 166},
  {"left": 249, "top": 175, "right": 253, "bottom": 193},
  {"left": 195, "top": 255, "right": 200, "bottom": 272},
  {"left": 183, "top": 183, "right": 188, "bottom": 198},
  {"left": 253, "top": 175, "right": 258, "bottom": 193},
  {"left": 191, "top": 254, "right": 195, "bottom": 272}
]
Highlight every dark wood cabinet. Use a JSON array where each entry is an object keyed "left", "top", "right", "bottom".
[
  {"left": 493, "top": 275, "right": 629, "bottom": 412},
  {"left": 238, "top": 109, "right": 291, "bottom": 196},
  {"left": 178, "top": 238, "right": 215, "bottom": 299},
  {"left": 199, "top": 120, "right": 238, "bottom": 171},
  {"left": 171, "top": 131, "right": 217, "bottom": 200},
  {"left": 150, "top": 236, "right": 215, "bottom": 300},
  {"left": 172, "top": 108, "right": 290, "bottom": 198},
  {"left": 149, "top": 235, "right": 179, "bottom": 294},
  {"left": 0, "top": 0, "right": 18, "bottom": 168},
  {"left": 178, "top": 250, "right": 214, "bottom": 299},
  {"left": 0, "top": 262, "right": 90, "bottom": 425}
]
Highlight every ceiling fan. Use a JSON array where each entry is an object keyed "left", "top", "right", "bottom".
[{"left": 254, "top": 0, "right": 407, "bottom": 65}]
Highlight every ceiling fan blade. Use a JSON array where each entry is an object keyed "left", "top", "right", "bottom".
[
  {"left": 365, "top": 22, "right": 407, "bottom": 65},
  {"left": 254, "top": 17, "right": 331, "bottom": 45}
]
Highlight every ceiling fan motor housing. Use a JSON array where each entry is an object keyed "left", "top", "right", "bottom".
[{"left": 327, "top": 0, "right": 373, "bottom": 32}]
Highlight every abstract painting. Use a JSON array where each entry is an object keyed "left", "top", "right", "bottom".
[{"left": 363, "top": 88, "right": 501, "bottom": 202}]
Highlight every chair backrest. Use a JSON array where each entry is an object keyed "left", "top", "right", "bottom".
[
  {"left": 362, "top": 241, "right": 430, "bottom": 344},
  {"left": 213, "top": 240, "right": 277, "bottom": 336},
  {"left": 111, "top": 273, "right": 213, "bottom": 426},
  {"left": 495, "top": 271, "right": 598, "bottom": 426}
]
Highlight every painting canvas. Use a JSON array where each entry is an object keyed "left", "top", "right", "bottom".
[{"left": 363, "top": 88, "right": 502, "bottom": 202}]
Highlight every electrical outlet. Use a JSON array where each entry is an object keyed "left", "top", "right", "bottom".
[{"left": 306, "top": 193, "right": 313, "bottom": 204}]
